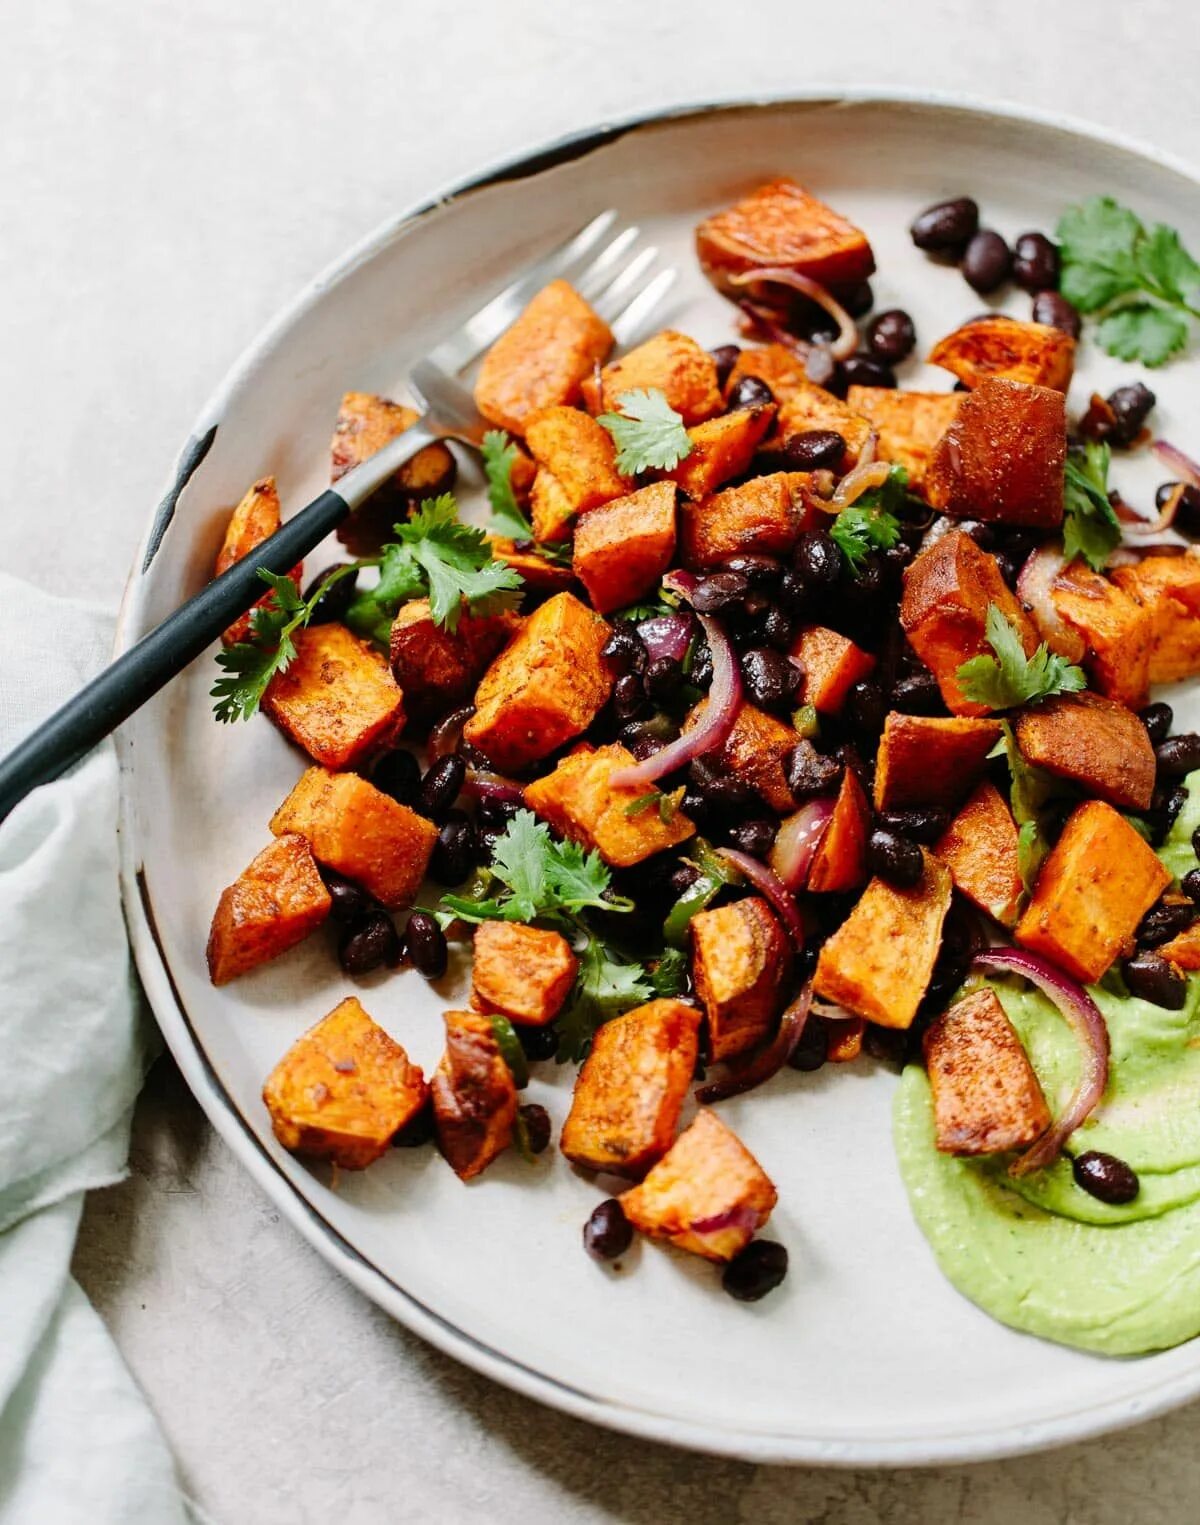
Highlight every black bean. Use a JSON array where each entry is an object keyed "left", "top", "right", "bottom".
[
  {"left": 723, "top": 553, "right": 784, "bottom": 587},
  {"left": 1139, "top": 700, "right": 1173, "bottom": 747},
  {"left": 710, "top": 343, "right": 741, "bottom": 389},
  {"left": 1136, "top": 899, "right": 1198, "bottom": 948},
  {"left": 476, "top": 826, "right": 502, "bottom": 863},
  {"left": 430, "top": 811, "right": 476, "bottom": 886},
  {"left": 777, "top": 567, "right": 812, "bottom": 615},
  {"left": 1031, "top": 289, "right": 1081, "bottom": 338},
  {"left": 910, "top": 196, "right": 979, "bottom": 252},
  {"left": 841, "top": 353, "right": 897, "bottom": 390},
  {"left": 303, "top": 563, "right": 359, "bottom": 625},
  {"left": 833, "top": 279, "right": 875, "bottom": 318},
  {"left": 690, "top": 642, "right": 714, "bottom": 689},
  {"left": 477, "top": 795, "right": 520, "bottom": 831},
  {"left": 583, "top": 1199, "right": 633, "bottom": 1260},
  {"left": 419, "top": 754, "right": 466, "bottom": 819},
  {"left": 690, "top": 756, "right": 756, "bottom": 812},
  {"left": 1193, "top": 824, "right": 1200, "bottom": 860},
  {"left": 624, "top": 732, "right": 663, "bottom": 761},
  {"left": 693, "top": 571, "right": 750, "bottom": 612},
  {"left": 760, "top": 604, "right": 795, "bottom": 652},
  {"left": 727, "top": 818, "right": 778, "bottom": 860},
  {"left": 788, "top": 1016, "right": 828, "bottom": 1071},
  {"left": 371, "top": 748, "right": 422, "bottom": 807},
  {"left": 338, "top": 911, "right": 401, "bottom": 975},
  {"left": 645, "top": 655, "right": 684, "bottom": 701},
  {"left": 1071, "top": 1150, "right": 1140, "bottom": 1205},
  {"left": 668, "top": 861, "right": 702, "bottom": 897},
  {"left": 1106, "top": 382, "right": 1156, "bottom": 448},
  {"left": 804, "top": 347, "right": 847, "bottom": 397},
  {"left": 612, "top": 671, "right": 649, "bottom": 722},
  {"left": 1156, "top": 733, "right": 1200, "bottom": 778},
  {"left": 1156, "top": 482, "right": 1200, "bottom": 536},
  {"left": 867, "top": 828, "right": 925, "bottom": 888},
  {"left": 601, "top": 623, "right": 646, "bottom": 675},
  {"left": 517, "top": 1024, "right": 559, "bottom": 1061},
  {"left": 518, "top": 1103, "right": 552, "bottom": 1155},
  {"left": 845, "top": 679, "right": 888, "bottom": 737},
  {"left": 1148, "top": 784, "right": 1189, "bottom": 846},
  {"left": 866, "top": 309, "right": 917, "bottom": 364},
  {"left": 891, "top": 671, "right": 943, "bottom": 715},
  {"left": 785, "top": 740, "right": 843, "bottom": 800},
  {"left": 722, "top": 1240, "right": 789, "bottom": 1302},
  {"left": 392, "top": 1102, "right": 435, "bottom": 1148},
  {"left": 405, "top": 910, "right": 447, "bottom": 979},
  {"left": 879, "top": 805, "right": 950, "bottom": 845},
  {"left": 863, "top": 1024, "right": 909, "bottom": 1067},
  {"left": 1012, "top": 232, "right": 1060, "bottom": 293},
  {"left": 1183, "top": 868, "right": 1200, "bottom": 903},
  {"left": 793, "top": 530, "right": 843, "bottom": 589},
  {"left": 741, "top": 646, "right": 801, "bottom": 710},
  {"left": 962, "top": 229, "right": 1012, "bottom": 293},
  {"left": 782, "top": 429, "right": 846, "bottom": 471},
  {"left": 1122, "top": 950, "right": 1188, "bottom": 1009},
  {"left": 727, "top": 375, "right": 775, "bottom": 411},
  {"left": 320, "top": 869, "right": 375, "bottom": 924}
]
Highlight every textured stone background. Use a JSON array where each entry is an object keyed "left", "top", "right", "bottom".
[{"left": 4, "top": 0, "right": 1197, "bottom": 1518}]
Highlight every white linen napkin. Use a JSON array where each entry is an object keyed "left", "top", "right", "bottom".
[{"left": 0, "top": 572, "right": 187, "bottom": 1524}]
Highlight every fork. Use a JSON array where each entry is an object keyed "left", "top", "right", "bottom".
[{"left": 0, "top": 213, "right": 677, "bottom": 823}]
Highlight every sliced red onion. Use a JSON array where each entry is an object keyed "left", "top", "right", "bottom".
[
  {"left": 695, "top": 983, "right": 813, "bottom": 1104},
  {"left": 727, "top": 267, "right": 859, "bottom": 361},
  {"left": 716, "top": 848, "right": 807, "bottom": 951},
  {"left": 810, "top": 997, "right": 859, "bottom": 1022},
  {"left": 662, "top": 569, "right": 698, "bottom": 600},
  {"left": 972, "top": 949, "right": 1110, "bottom": 1177},
  {"left": 1153, "top": 438, "right": 1200, "bottom": 489},
  {"left": 737, "top": 298, "right": 809, "bottom": 358},
  {"left": 462, "top": 772, "right": 525, "bottom": 803},
  {"left": 858, "top": 431, "right": 878, "bottom": 469},
  {"left": 608, "top": 613, "right": 742, "bottom": 789},
  {"left": 1016, "top": 546, "right": 1086, "bottom": 662},
  {"left": 687, "top": 1204, "right": 763, "bottom": 1237},
  {"left": 769, "top": 799, "right": 835, "bottom": 891},
  {"left": 637, "top": 611, "right": 694, "bottom": 664},
  {"left": 831, "top": 459, "right": 892, "bottom": 509},
  {"left": 427, "top": 705, "right": 474, "bottom": 761}
]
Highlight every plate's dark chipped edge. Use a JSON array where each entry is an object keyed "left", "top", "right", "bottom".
[{"left": 141, "top": 424, "right": 219, "bottom": 572}]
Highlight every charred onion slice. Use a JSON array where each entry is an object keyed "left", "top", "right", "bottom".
[
  {"left": 1016, "top": 546, "right": 1086, "bottom": 662},
  {"left": 1153, "top": 438, "right": 1200, "bottom": 489},
  {"left": 716, "top": 848, "right": 806, "bottom": 951},
  {"left": 830, "top": 458, "right": 892, "bottom": 509},
  {"left": 769, "top": 798, "right": 835, "bottom": 891},
  {"left": 695, "top": 982, "right": 814, "bottom": 1104},
  {"left": 727, "top": 267, "right": 859, "bottom": 360},
  {"left": 427, "top": 705, "right": 474, "bottom": 761}
]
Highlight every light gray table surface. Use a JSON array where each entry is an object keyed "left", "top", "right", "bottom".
[{"left": 5, "top": 0, "right": 1199, "bottom": 1519}]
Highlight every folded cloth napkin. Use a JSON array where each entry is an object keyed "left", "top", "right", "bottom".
[{"left": 0, "top": 573, "right": 187, "bottom": 1524}]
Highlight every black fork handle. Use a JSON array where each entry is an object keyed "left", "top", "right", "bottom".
[{"left": 0, "top": 487, "right": 349, "bottom": 825}]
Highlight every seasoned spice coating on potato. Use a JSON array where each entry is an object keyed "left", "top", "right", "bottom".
[
  {"left": 791, "top": 626, "right": 876, "bottom": 715},
  {"left": 214, "top": 476, "right": 303, "bottom": 646},
  {"left": 573, "top": 481, "right": 677, "bottom": 614},
  {"left": 262, "top": 623, "right": 406, "bottom": 770},
  {"left": 580, "top": 330, "right": 723, "bottom": 425},
  {"left": 924, "top": 988, "right": 1051, "bottom": 1155},
  {"left": 263, "top": 997, "right": 428, "bottom": 1170},
  {"left": 685, "top": 701, "right": 799, "bottom": 813},
  {"left": 928, "top": 316, "right": 1075, "bottom": 392},
  {"left": 526, "top": 406, "right": 629, "bottom": 531},
  {"left": 680, "top": 472, "right": 816, "bottom": 569},
  {"left": 487, "top": 535, "right": 575, "bottom": 592},
  {"left": 872, "top": 712, "right": 1001, "bottom": 811},
  {"left": 1014, "top": 692, "right": 1156, "bottom": 812},
  {"left": 560, "top": 999, "right": 701, "bottom": 1177},
  {"left": 696, "top": 178, "right": 875, "bottom": 289},
  {"left": 524, "top": 742, "right": 694, "bottom": 867},
  {"left": 1049, "top": 563, "right": 1152, "bottom": 709},
  {"left": 691, "top": 897, "right": 792, "bottom": 1061},
  {"left": 330, "top": 391, "right": 456, "bottom": 555},
  {"left": 207, "top": 833, "right": 332, "bottom": 985},
  {"left": 471, "top": 921, "right": 578, "bottom": 1027},
  {"left": 844, "top": 387, "right": 962, "bottom": 491},
  {"left": 725, "top": 343, "right": 810, "bottom": 406},
  {"left": 620, "top": 1109, "right": 778, "bottom": 1261},
  {"left": 389, "top": 599, "right": 518, "bottom": 719},
  {"left": 933, "top": 782, "right": 1023, "bottom": 928},
  {"left": 808, "top": 768, "right": 870, "bottom": 894},
  {"left": 1112, "top": 553, "right": 1200, "bottom": 685},
  {"left": 431, "top": 1009, "right": 518, "bottom": 1180},
  {"left": 270, "top": 766, "right": 436, "bottom": 908},
  {"left": 776, "top": 381, "right": 873, "bottom": 472},
  {"left": 665, "top": 405, "right": 775, "bottom": 500}
]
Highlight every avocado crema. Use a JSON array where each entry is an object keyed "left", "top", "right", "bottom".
[{"left": 895, "top": 772, "right": 1200, "bottom": 1355}]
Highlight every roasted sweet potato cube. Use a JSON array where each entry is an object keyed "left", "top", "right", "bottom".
[
  {"left": 929, "top": 317, "right": 1075, "bottom": 392},
  {"left": 1014, "top": 693, "right": 1156, "bottom": 812},
  {"left": 525, "top": 406, "right": 628, "bottom": 526},
  {"left": 872, "top": 713, "right": 1001, "bottom": 810},
  {"left": 263, "top": 998, "right": 429, "bottom": 1170},
  {"left": 808, "top": 768, "right": 870, "bottom": 893},
  {"left": 206, "top": 834, "right": 331, "bottom": 985},
  {"left": 791, "top": 625, "right": 875, "bottom": 713},
  {"left": 214, "top": 476, "right": 302, "bottom": 645},
  {"left": 620, "top": 1109, "right": 778, "bottom": 1261},
  {"left": 725, "top": 344, "right": 809, "bottom": 406},
  {"left": 524, "top": 742, "right": 695, "bottom": 867},
  {"left": 464, "top": 593, "right": 613, "bottom": 773},
  {"left": 680, "top": 472, "right": 816, "bottom": 569},
  {"left": 1049, "top": 564, "right": 1152, "bottom": 708},
  {"left": 474, "top": 279, "right": 612, "bottom": 436},
  {"left": 1016, "top": 801, "right": 1171, "bottom": 982},
  {"left": 330, "top": 391, "right": 456, "bottom": 555},
  {"left": 261, "top": 624, "right": 406, "bottom": 770},
  {"left": 529, "top": 468, "right": 575, "bottom": 543},
  {"left": 389, "top": 599, "right": 518, "bottom": 719},
  {"left": 687, "top": 701, "right": 798, "bottom": 813},
  {"left": 923, "top": 988, "right": 1051, "bottom": 1156},
  {"left": 431, "top": 1010, "right": 518, "bottom": 1180},
  {"left": 270, "top": 767, "right": 436, "bottom": 908},
  {"left": 777, "top": 381, "right": 874, "bottom": 471},
  {"left": 814, "top": 851, "right": 952, "bottom": 1029},
  {"left": 900, "top": 530, "right": 1040, "bottom": 716},
  {"left": 573, "top": 482, "right": 677, "bottom": 614},
  {"left": 559, "top": 999, "right": 701, "bottom": 1177},
  {"left": 580, "top": 330, "right": 723, "bottom": 425},
  {"left": 825, "top": 1016, "right": 866, "bottom": 1063},
  {"left": 925, "top": 378, "right": 1067, "bottom": 529},
  {"left": 471, "top": 920, "right": 577, "bottom": 1027},
  {"left": 934, "top": 782, "right": 1023, "bottom": 928},
  {"left": 1159, "top": 922, "right": 1200, "bottom": 971},
  {"left": 666, "top": 406, "right": 775, "bottom": 500},
  {"left": 844, "top": 387, "right": 962, "bottom": 491},
  {"left": 696, "top": 178, "right": 875, "bottom": 289},
  {"left": 1112, "top": 554, "right": 1200, "bottom": 684},
  {"left": 690, "top": 897, "right": 792, "bottom": 1061},
  {"left": 487, "top": 535, "right": 575, "bottom": 592}
]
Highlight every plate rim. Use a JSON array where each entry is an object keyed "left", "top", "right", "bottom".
[{"left": 113, "top": 87, "right": 1200, "bottom": 1466}]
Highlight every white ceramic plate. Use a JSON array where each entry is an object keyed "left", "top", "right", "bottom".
[{"left": 116, "top": 93, "right": 1200, "bottom": 1465}]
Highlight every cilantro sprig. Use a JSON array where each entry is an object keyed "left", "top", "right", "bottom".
[
  {"left": 480, "top": 429, "right": 535, "bottom": 542},
  {"left": 1062, "top": 440, "right": 1120, "bottom": 571},
  {"left": 597, "top": 388, "right": 692, "bottom": 474},
  {"left": 957, "top": 604, "right": 1086, "bottom": 712},
  {"left": 1057, "top": 196, "right": 1200, "bottom": 366},
  {"left": 829, "top": 465, "right": 907, "bottom": 575}
]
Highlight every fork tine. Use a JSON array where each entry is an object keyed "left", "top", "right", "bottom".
[
  {"left": 611, "top": 267, "right": 678, "bottom": 346},
  {"left": 590, "top": 246, "right": 661, "bottom": 322},
  {"left": 572, "top": 226, "right": 642, "bottom": 302},
  {"left": 424, "top": 209, "right": 619, "bottom": 374}
]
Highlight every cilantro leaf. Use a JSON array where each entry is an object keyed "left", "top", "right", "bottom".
[
  {"left": 555, "top": 938, "right": 654, "bottom": 1063},
  {"left": 1062, "top": 440, "right": 1120, "bottom": 571},
  {"left": 544, "top": 837, "right": 630, "bottom": 914},
  {"left": 1057, "top": 197, "right": 1142, "bottom": 312},
  {"left": 993, "top": 721, "right": 1074, "bottom": 893},
  {"left": 1136, "top": 223, "right": 1200, "bottom": 306},
  {"left": 442, "top": 810, "right": 628, "bottom": 925},
  {"left": 481, "top": 429, "right": 535, "bottom": 541},
  {"left": 488, "top": 810, "right": 553, "bottom": 922},
  {"left": 1096, "top": 304, "right": 1190, "bottom": 368},
  {"left": 830, "top": 501, "right": 901, "bottom": 574},
  {"left": 956, "top": 604, "right": 1086, "bottom": 711},
  {"left": 597, "top": 388, "right": 692, "bottom": 474},
  {"left": 648, "top": 945, "right": 688, "bottom": 998}
]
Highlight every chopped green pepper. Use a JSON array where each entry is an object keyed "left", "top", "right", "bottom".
[
  {"left": 662, "top": 839, "right": 741, "bottom": 947},
  {"left": 488, "top": 1012, "right": 530, "bottom": 1090}
]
